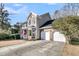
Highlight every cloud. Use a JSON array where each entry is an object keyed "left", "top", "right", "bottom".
[
  {"left": 17, "top": 6, "right": 28, "bottom": 13},
  {"left": 47, "top": 3, "right": 57, "bottom": 5},
  {"left": 5, "top": 5, "right": 30, "bottom": 24},
  {"left": 13, "top": 4, "right": 23, "bottom": 7},
  {"left": 16, "top": 6, "right": 30, "bottom": 17},
  {"left": 5, "top": 6, "right": 30, "bottom": 15},
  {"left": 5, "top": 7, "right": 17, "bottom": 14}
]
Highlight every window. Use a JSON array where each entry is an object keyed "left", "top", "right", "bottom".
[
  {"left": 28, "top": 15, "right": 35, "bottom": 25},
  {"left": 33, "top": 19, "right": 35, "bottom": 24},
  {"left": 29, "top": 30, "right": 31, "bottom": 36},
  {"left": 32, "top": 28, "right": 36, "bottom": 32},
  {"left": 32, "top": 17, "right": 35, "bottom": 24},
  {"left": 24, "top": 29, "right": 27, "bottom": 35},
  {"left": 32, "top": 33, "right": 35, "bottom": 38},
  {"left": 29, "top": 20, "right": 31, "bottom": 25}
]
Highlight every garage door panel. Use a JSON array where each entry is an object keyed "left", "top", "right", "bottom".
[
  {"left": 41, "top": 31, "right": 45, "bottom": 40},
  {"left": 41, "top": 31, "right": 50, "bottom": 40},
  {"left": 53, "top": 31, "right": 66, "bottom": 42},
  {"left": 46, "top": 32, "right": 50, "bottom": 40}
]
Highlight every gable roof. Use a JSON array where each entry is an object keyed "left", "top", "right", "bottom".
[
  {"left": 27, "top": 12, "right": 51, "bottom": 21},
  {"left": 39, "top": 13, "right": 51, "bottom": 20},
  {"left": 40, "top": 19, "right": 55, "bottom": 28},
  {"left": 26, "top": 12, "right": 53, "bottom": 28},
  {"left": 27, "top": 12, "right": 37, "bottom": 20}
]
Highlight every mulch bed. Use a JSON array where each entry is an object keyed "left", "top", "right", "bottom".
[{"left": 63, "top": 44, "right": 79, "bottom": 56}]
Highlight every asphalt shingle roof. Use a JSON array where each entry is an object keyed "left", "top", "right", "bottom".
[{"left": 40, "top": 20, "right": 55, "bottom": 28}]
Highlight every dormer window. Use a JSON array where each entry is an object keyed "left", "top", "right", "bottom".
[
  {"left": 32, "top": 16, "right": 35, "bottom": 24},
  {"left": 32, "top": 19, "right": 35, "bottom": 24},
  {"left": 29, "top": 19, "right": 31, "bottom": 25},
  {"left": 28, "top": 14, "right": 36, "bottom": 25}
]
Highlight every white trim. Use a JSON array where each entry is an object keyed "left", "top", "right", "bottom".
[
  {"left": 40, "top": 26, "right": 52, "bottom": 29},
  {"left": 45, "top": 31, "right": 50, "bottom": 40}
]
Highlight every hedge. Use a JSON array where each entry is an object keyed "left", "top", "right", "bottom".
[
  {"left": 0, "top": 33, "right": 20, "bottom": 40},
  {"left": 10, "top": 34, "right": 20, "bottom": 39},
  {"left": 0, "top": 33, "right": 10, "bottom": 40},
  {"left": 69, "top": 38, "right": 79, "bottom": 45}
]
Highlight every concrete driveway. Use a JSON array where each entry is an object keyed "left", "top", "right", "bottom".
[{"left": 0, "top": 40, "right": 65, "bottom": 56}]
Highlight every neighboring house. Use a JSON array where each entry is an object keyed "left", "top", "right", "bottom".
[
  {"left": 20, "top": 12, "right": 66, "bottom": 42},
  {"left": 20, "top": 22, "right": 27, "bottom": 39}
]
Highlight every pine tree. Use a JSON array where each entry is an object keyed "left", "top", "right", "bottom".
[{"left": 0, "top": 3, "right": 11, "bottom": 30}]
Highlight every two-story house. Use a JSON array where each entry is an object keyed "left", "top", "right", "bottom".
[
  {"left": 27, "top": 12, "right": 37, "bottom": 40},
  {"left": 27, "top": 12, "right": 53, "bottom": 40},
  {"left": 20, "top": 12, "right": 54, "bottom": 40},
  {"left": 20, "top": 12, "right": 66, "bottom": 42}
]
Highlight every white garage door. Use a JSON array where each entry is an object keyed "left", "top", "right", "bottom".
[
  {"left": 53, "top": 31, "right": 66, "bottom": 42},
  {"left": 41, "top": 31, "right": 50, "bottom": 40},
  {"left": 41, "top": 31, "right": 45, "bottom": 40},
  {"left": 46, "top": 32, "right": 50, "bottom": 40}
]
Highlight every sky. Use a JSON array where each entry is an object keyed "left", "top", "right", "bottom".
[{"left": 4, "top": 3, "right": 65, "bottom": 25}]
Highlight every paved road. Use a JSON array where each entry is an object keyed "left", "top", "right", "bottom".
[{"left": 0, "top": 40, "right": 65, "bottom": 56}]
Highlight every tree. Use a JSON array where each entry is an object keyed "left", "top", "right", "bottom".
[
  {"left": 62, "top": 3, "right": 79, "bottom": 16},
  {"left": 0, "top": 3, "right": 11, "bottom": 30},
  {"left": 52, "top": 3, "right": 79, "bottom": 19},
  {"left": 52, "top": 16, "right": 79, "bottom": 42},
  {"left": 11, "top": 22, "right": 21, "bottom": 34},
  {"left": 14, "top": 22, "right": 20, "bottom": 30},
  {"left": 53, "top": 10, "right": 59, "bottom": 19}
]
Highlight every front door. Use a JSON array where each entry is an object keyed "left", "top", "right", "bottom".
[
  {"left": 32, "top": 28, "right": 36, "bottom": 39},
  {"left": 20, "top": 29, "right": 27, "bottom": 39}
]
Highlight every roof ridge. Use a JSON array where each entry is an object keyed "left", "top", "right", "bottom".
[
  {"left": 40, "top": 12, "right": 50, "bottom": 16},
  {"left": 30, "top": 11, "right": 37, "bottom": 15}
]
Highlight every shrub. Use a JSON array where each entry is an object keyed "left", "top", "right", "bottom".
[
  {"left": 0, "top": 33, "right": 21, "bottom": 40},
  {"left": 10, "top": 34, "right": 20, "bottom": 39},
  {"left": 36, "top": 38, "right": 40, "bottom": 40},
  {"left": 0, "top": 33, "right": 10, "bottom": 40},
  {"left": 15, "top": 34, "right": 20, "bottom": 39},
  {"left": 69, "top": 38, "right": 79, "bottom": 45}
]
